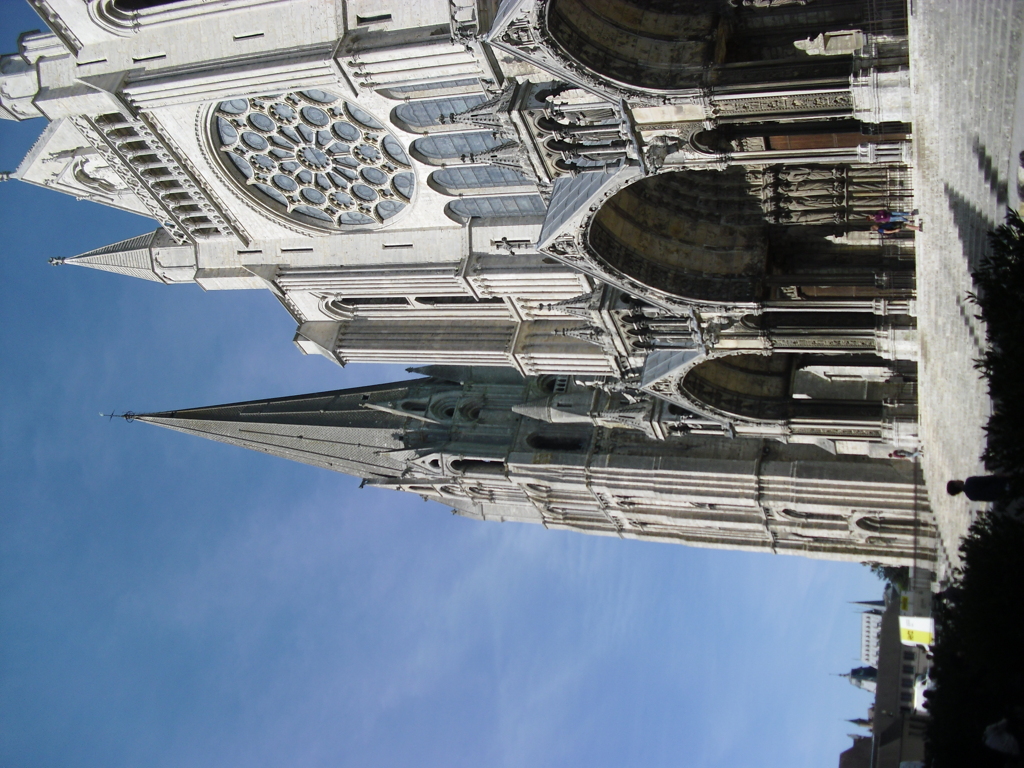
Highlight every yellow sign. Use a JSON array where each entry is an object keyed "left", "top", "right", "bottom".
[{"left": 899, "top": 616, "right": 935, "bottom": 646}]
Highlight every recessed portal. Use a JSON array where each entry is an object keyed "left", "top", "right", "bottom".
[{"left": 588, "top": 169, "right": 767, "bottom": 302}]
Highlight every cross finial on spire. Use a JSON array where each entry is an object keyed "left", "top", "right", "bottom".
[
  {"left": 48, "top": 257, "right": 65, "bottom": 266},
  {"left": 99, "top": 411, "right": 136, "bottom": 421}
]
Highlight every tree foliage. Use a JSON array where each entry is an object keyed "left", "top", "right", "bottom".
[
  {"left": 971, "top": 209, "right": 1024, "bottom": 479},
  {"left": 925, "top": 511, "right": 1024, "bottom": 767},
  {"left": 865, "top": 562, "right": 909, "bottom": 591}
]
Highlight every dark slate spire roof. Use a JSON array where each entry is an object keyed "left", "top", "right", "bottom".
[{"left": 134, "top": 380, "right": 434, "bottom": 479}]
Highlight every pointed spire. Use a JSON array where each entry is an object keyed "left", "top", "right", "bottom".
[
  {"left": 511, "top": 398, "right": 555, "bottom": 423},
  {"left": 405, "top": 365, "right": 525, "bottom": 385},
  {"left": 513, "top": 390, "right": 591, "bottom": 424},
  {"left": 131, "top": 380, "right": 445, "bottom": 479},
  {"left": 60, "top": 229, "right": 197, "bottom": 283},
  {"left": 62, "top": 230, "right": 164, "bottom": 282},
  {"left": 442, "top": 81, "right": 516, "bottom": 130},
  {"left": 539, "top": 290, "right": 597, "bottom": 312}
]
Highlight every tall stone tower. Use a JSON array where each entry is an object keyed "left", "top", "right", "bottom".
[
  {"left": 132, "top": 364, "right": 930, "bottom": 566},
  {"left": 2, "top": 0, "right": 935, "bottom": 564}
]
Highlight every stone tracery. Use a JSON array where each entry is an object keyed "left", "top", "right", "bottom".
[{"left": 212, "top": 89, "right": 415, "bottom": 230}]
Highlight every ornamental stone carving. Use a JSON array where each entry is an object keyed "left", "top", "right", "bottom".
[
  {"left": 212, "top": 89, "right": 416, "bottom": 230},
  {"left": 713, "top": 92, "right": 854, "bottom": 116},
  {"left": 70, "top": 154, "right": 127, "bottom": 194}
]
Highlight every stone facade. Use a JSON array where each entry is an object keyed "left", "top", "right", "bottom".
[{"left": 3, "top": 0, "right": 937, "bottom": 565}]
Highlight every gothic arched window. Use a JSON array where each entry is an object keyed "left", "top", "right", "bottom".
[
  {"left": 323, "top": 297, "right": 411, "bottom": 319},
  {"left": 393, "top": 95, "right": 487, "bottom": 130},
  {"left": 856, "top": 516, "right": 920, "bottom": 535},
  {"left": 447, "top": 195, "right": 546, "bottom": 219},
  {"left": 413, "top": 296, "right": 505, "bottom": 305},
  {"left": 95, "top": 0, "right": 256, "bottom": 34},
  {"left": 411, "top": 132, "right": 505, "bottom": 163},
  {"left": 377, "top": 78, "right": 482, "bottom": 101},
  {"left": 430, "top": 166, "right": 531, "bottom": 195},
  {"left": 538, "top": 375, "right": 569, "bottom": 394},
  {"left": 450, "top": 459, "right": 506, "bottom": 474}
]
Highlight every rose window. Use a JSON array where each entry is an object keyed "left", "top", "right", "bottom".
[{"left": 213, "top": 89, "right": 415, "bottom": 229}]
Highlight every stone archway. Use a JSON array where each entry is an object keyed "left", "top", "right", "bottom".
[
  {"left": 588, "top": 169, "right": 768, "bottom": 302},
  {"left": 585, "top": 165, "right": 918, "bottom": 304},
  {"left": 679, "top": 352, "right": 901, "bottom": 423},
  {"left": 544, "top": 0, "right": 879, "bottom": 92},
  {"left": 545, "top": 0, "right": 721, "bottom": 90}
]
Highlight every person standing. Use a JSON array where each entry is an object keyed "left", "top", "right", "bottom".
[{"left": 946, "top": 475, "right": 1013, "bottom": 501}]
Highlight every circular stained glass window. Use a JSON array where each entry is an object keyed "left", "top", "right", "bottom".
[{"left": 213, "top": 90, "right": 414, "bottom": 229}]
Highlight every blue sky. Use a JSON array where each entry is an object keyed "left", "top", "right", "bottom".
[{"left": 0, "top": 3, "right": 883, "bottom": 765}]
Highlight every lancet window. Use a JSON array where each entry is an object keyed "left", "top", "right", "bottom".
[
  {"left": 411, "top": 131, "right": 507, "bottom": 164},
  {"left": 392, "top": 95, "right": 487, "bottom": 131},
  {"left": 447, "top": 195, "right": 546, "bottom": 219},
  {"left": 450, "top": 459, "right": 506, "bottom": 474},
  {"left": 429, "top": 166, "right": 531, "bottom": 194},
  {"left": 376, "top": 78, "right": 483, "bottom": 101}
]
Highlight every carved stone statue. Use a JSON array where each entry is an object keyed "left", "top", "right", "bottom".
[
  {"left": 794, "top": 30, "right": 866, "bottom": 56},
  {"left": 72, "top": 155, "right": 126, "bottom": 194}
]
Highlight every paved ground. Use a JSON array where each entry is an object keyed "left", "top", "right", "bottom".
[{"left": 909, "top": 0, "right": 1024, "bottom": 577}]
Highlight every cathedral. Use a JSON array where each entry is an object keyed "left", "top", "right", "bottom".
[{"left": 2, "top": 0, "right": 935, "bottom": 565}]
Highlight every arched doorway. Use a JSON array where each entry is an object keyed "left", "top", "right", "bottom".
[
  {"left": 588, "top": 169, "right": 768, "bottom": 302},
  {"left": 546, "top": 0, "right": 721, "bottom": 90},
  {"left": 680, "top": 353, "right": 908, "bottom": 423},
  {"left": 588, "top": 166, "right": 915, "bottom": 303},
  {"left": 545, "top": 0, "right": 880, "bottom": 92}
]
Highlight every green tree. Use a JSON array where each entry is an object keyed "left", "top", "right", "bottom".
[
  {"left": 972, "top": 209, "right": 1024, "bottom": 479},
  {"left": 865, "top": 562, "right": 909, "bottom": 591},
  {"left": 926, "top": 210, "right": 1024, "bottom": 766},
  {"left": 925, "top": 511, "right": 1024, "bottom": 767}
]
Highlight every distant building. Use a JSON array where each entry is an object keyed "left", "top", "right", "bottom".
[
  {"left": 840, "top": 579, "right": 932, "bottom": 768},
  {"left": 846, "top": 665, "right": 877, "bottom": 695},
  {"left": 860, "top": 610, "right": 883, "bottom": 666},
  {"left": 838, "top": 735, "right": 872, "bottom": 768}
]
